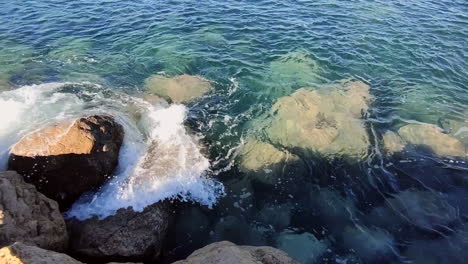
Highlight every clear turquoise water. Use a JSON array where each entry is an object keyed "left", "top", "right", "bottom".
[{"left": 1, "top": 1, "right": 467, "bottom": 263}]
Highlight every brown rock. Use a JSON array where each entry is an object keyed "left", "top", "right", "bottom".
[
  {"left": 0, "top": 242, "right": 83, "bottom": 264},
  {"left": 8, "top": 115, "right": 124, "bottom": 209},
  {"left": 145, "top": 74, "right": 212, "bottom": 104},
  {"left": 262, "top": 80, "right": 371, "bottom": 161},
  {"left": 67, "top": 202, "right": 172, "bottom": 261},
  {"left": 0, "top": 171, "right": 68, "bottom": 251},
  {"left": 173, "top": 241, "right": 298, "bottom": 264},
  {"left": 398, "top": 123, "right": 465, "bottom": 157}
]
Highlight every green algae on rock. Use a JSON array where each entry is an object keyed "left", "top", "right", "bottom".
[
  {"left": 382, "top": 130, "right": 405, "bottom": 154},
  {"left": 398, "top": 123, "right": 466, "bottom": 158},
  {"left": 145, "top": 74, "right": 212, "bottom": 104},
  {"left": 263, "top": 80, "right": 372, "bottom": 161}
]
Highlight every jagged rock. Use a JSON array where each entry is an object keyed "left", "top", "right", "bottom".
[
  {"left": 8, "top": 115, "right": 124, "bottom": 209},
  {"left": 0, "top": 171, "right": 68, "bottom": 251},
  {"left": 263, "top": 80, "right": 371, "bottom": 161},
  {"left": 67, "top": 202, "right": 172, "bottom": 261},
  {"left": 145, "top": 74, "right": 211, "bottom": 104},
  {"left": 173, "top": 241, "right": 298, "bottom": 264},
  {"left": 0, "top": 242, "right": 82, "bottom": 264},
  {"left": 398, "top": 123, "right": 465, "bottom": 157}
]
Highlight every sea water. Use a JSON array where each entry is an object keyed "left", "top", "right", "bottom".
[{"left": 0, "top": 0, "right": 467, "bottom": 263}]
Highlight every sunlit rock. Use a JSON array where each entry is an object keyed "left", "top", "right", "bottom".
[
  {"left": 8, "top": 115, "right": 124, "bottom": 209},
  {"left": 442, "top": 117, "right": 468, "bottom": 145},
  {"left": 398, "top": 123, "right": 465, "bottom": 157},
  {"left": 145, "top": 74, "right": 212, "bottom": 104},
  {"left": 382, "top": 131, "right": 405, "bottom": 154},
  {"left": 0, "top": 242, "right": 83, "bottom": 264},
  {"left": 173, "top": 241, "right": 298, "bottom": 264},
  {"left": 276, "top": 231, "right": 328, "bottom": 264},
  {"left": 239, "top": 139, "right": 305, "bottom": 185},
  {"left": 342, "top": 225, "right": 395, "bottom": 262},
  {"left": 264, "top": 80, "right": 371, "bottom": 160},
  {"left": 0, "top": 171, "right": 68, "bottom": 251}
]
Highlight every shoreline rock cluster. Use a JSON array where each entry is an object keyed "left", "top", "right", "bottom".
[{"left": 0, "top": 74, "right": 298, "bottom": 263}]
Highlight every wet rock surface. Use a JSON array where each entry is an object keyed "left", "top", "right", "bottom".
[
  {"left": 145, "top": 74, "right": 212, "bottom": 104},
  {"left": 0, "top": 171, "right": 68, "bottom": 251},
  {"left": 173, "top": 241, "right": 298, "bottom": 264},
  {"left": 8, "top": 115, "right": 124, "bottom": 209},
  {"left": 67, "top": 201, "right": 172, "bottom": 262}
]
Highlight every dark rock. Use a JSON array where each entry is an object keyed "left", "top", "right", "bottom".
[
  {"left": 8, "top": 115, "right": 124, "bottom": 209},
  {"left": 67, "top": 202, "right": 172, "bottom": 262}
]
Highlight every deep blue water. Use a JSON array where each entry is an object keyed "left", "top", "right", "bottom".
[{"left": 0, "top": 1, "right": 467, "bottom": 263}]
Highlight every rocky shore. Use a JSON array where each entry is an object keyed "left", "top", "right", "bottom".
[
  {"left": 1, "top": 75, "right": 466, "bottom": 264},
  {"left": 0, "top": 74, "right": 299, "bottom": 264}
]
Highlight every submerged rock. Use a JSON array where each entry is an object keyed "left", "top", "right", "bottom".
[
  {"left": 382, "top": 130, "right": 405, "bottom": 154},
  {"left": 398, "top": 123, "right": 465, "bottom": 157},
  {"left": 0, "top": 171, "right": 68, "bottom": 251},
  {"left": 275, "top": 231, "right": 328, "bottom": 264},
  {"left": 173, "top": 241, "right": 298, "bottom": 264},
  {"left": 342, "top": 225, "right": 395, "bottom": 262},
  {"left": 8, "top": 115, "right": 124, "bottom": 209},
  {"left": 264, "top": 80, "right": 371, "bottom": 160},
  {"left": 145, "top": 74, "right": 212, "bottom": 104},
  {"left": 239, "top": 139, "right": 305, "bottom": 186},
  {"left": 369, "top": 190, "right": 457, "bottom": 233},
  {"left": 67, "top": 202, "right": 172, "bottom": 261},
  {"left": 267, "top": 51, "right": 321, "bottom": 90},
  {"left": 0, "top": 242, "right": 83, "bottom": 264}
]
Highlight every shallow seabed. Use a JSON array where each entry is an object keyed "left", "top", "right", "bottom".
[{"left": 1, "top": 0, "right": 468, "bottom": 263}]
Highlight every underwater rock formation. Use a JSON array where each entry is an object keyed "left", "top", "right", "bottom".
[
  {"left": 264, "top": 80, "right": 371, "bottom": 161},
  {"left": 382, "top": 123, "right": 466, "bottom": 158},
  {"left": 239, "top": 139, "right": 306, "bottom": 186},
  {"left": 0, "top": 171, "right": 68, "bottom": 251},
  {"left": 8, "top": 115, "right": 124, "bottom": 209},
  {"left": 173, "top": 241, "right": 298, "bottom": 264},
  {"left": 145, "top": 74, "right": 212, "bottom": 104},
  {"left": 382, "top": 131, "right": 405, "bottom": 154},
  {"left": 398, "top": 123, "right": 465, "bottom": 157},
  {"left": 275, "top": 231, "right": 328, "bottom": 264}
]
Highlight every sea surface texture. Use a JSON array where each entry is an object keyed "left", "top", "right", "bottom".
[{"left": 1, "top": 0, "right": 467, "bottom": 263}]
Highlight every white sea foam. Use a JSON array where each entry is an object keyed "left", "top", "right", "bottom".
[{"left": 0, "top": 83, "right": 224, "bottom": 220}]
